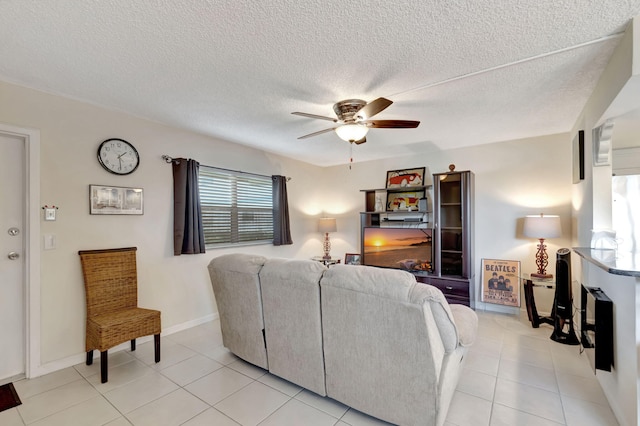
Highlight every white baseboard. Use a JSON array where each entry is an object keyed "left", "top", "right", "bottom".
[
  {"left": 29, "top": 313, "right": 219, "bottom": 379},
  {"left": 474, "top": 301, "right": 519, "bottom": 315},
  {"left": 162, "top": 313, "right": 218, "bottom": 336}
]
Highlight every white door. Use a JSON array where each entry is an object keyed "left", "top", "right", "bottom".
[{"left": 0, "top": 133, "right": 25, "bottom": 382}]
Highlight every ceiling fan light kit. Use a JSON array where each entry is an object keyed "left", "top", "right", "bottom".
[
  {"left": 292, "top": 97, "right": 420, "bottom": 145},
  {"left": 335, "top": 123, "right": 369, "bottom": 143}
]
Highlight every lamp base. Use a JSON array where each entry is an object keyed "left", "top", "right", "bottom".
[
  {"left": 531, "top": 273, "right": 553, "bottom": 279},
  {"left": 322, "top": 254, "right": 332, "bottom": 260}
]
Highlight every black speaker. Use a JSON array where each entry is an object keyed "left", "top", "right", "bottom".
[
  {"left": 550, "top": 248, "right": 580, "bottom": 344},
  {"left": 554, "top": 248, "right": 572, "bottom": 319}
]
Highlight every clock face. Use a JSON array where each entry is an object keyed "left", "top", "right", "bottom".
[{"left": 97, "top": 138, "right": 140, "bottom": 175}]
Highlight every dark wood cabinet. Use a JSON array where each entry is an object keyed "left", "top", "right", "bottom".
[
  {"left": 415, "top": 275, "right": 472, "bottom": 306},
  {"left": 359, "top": 170, "right": 475, "bottom": 308},
  {"left": 431, "top": 170, "right": 475, "bottom": 308}
]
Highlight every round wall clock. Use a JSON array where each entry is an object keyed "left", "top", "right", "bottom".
[{"left": 97, "top": 138, "right": 140, "bottom": 175}]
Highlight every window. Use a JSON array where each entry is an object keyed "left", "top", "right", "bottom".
[{"left": 199, "top": 166, "right": 273, "bottom": 246}]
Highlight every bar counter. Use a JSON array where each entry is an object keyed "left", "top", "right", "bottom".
[
  {"left": 573, "top": 247, "right": 640, "bottom": 277},
  {"left": 573, "top": 247, "right": 640, "bottom": 426}
]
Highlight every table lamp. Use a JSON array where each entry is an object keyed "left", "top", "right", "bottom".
[
  {"left": 318, "top": 218, "right": 337, "bottom": 260},
  {"left": 523, "top": 213, "right": 562, "bottom": 278}
]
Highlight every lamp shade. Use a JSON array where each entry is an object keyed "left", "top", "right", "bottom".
[
  {"left": 334, "top": 124, "right": 369, "bottom": 142},
  {"left": 318, "top": 218, "right": 337, "bottom": 233},
  {"left": 523, "top": 214, "right": 561, "bottom": 239}
]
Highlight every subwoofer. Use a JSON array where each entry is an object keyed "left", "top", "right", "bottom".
[{"left": 550, "top": 248, "right": 580, "bottom": 344}]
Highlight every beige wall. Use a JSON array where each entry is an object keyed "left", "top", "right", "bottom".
[
  {"left": 1, "top": 79, "right": 574, "bottom": 375},
  {"left": 571, "top": 16, "right": 638, "bottom": 246},
  {"left": 0, "top": 81, "right": 325, "bottom": 368}
]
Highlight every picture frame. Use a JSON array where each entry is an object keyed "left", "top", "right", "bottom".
[
  {"left": 89, "top": 185, "right": 144, "bottom": 215},
  {"left": 344, "top": 253, "right": 361, "bottom": 265},
  {"left": 385, "top": 167, "right": 426, "bottom": 188},
  {"left": 386, "top": 190, "right": 425, "bottom": 211},
  {"left": 481, "top": 259, "right": 521, "bottom": 307},
  {"left": 572, "top": 130, "right": 584, "bottom": 183}
]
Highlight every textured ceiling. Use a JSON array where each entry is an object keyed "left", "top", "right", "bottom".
[{"left": 1, "top": 1, "right": 639, "bottom": 166}]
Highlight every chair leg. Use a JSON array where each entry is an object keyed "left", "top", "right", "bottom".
[
  {"left": 100, "top": 351, "right": 108, "bottom": 383},
  {"left": 131, "top": 339, "right": 136, "bottom": 351},
  {"left": 86, "top": 350, "right": 93, "bottom": 366},
  {"left": 154, "top": 334, "right": 161, "bottom": 363}
]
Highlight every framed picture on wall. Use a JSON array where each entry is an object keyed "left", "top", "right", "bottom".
[
  {"left": 385, "top": 167, "right": 426, "bottom": 188},
  {"left": 573, "top": 130, "right": 585, "bottom": 183},
  {"left": 89, "top": 185, "right": 144, "bottom": 215},
  {"left": 481, "top": 259, "right": 521, "bottom": 307}
]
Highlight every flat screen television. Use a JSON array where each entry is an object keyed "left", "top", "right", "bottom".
[{"left": 362, "top": 227, "right": 432, "bottom": 272}]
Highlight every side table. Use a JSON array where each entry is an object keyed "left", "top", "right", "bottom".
[
  {"left": 522, "top": 274, "right": 555, "bottom": 328},
  {"left": 311, "top": 256, "right": 341, "bottom": 266}
]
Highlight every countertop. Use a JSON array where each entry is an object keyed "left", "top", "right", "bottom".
[{"left": 573, "top": 247, "right": 640, "bottom": 277}]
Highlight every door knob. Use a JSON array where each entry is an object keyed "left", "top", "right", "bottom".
[{"left": 7, "top": 252, "right": 19, "bottom": 260}]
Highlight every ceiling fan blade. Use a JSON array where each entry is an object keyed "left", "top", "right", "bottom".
[
  {"left": 355, "top": 97, "right": 393, "bottom": 120},
  {"left": 365, "top": 120, "right": 420, "bottom": 129},
  {"left": 354, "top": 137, "right": 367, "bottom": 145},
  {"left": 292, "top": 112, "right": 338, "bottom": 122},
  {"left": 297, "top": 127, "right": 336, "bottom": 139}
]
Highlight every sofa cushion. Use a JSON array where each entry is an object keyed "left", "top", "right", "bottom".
[
  {"left": 210, "top": 253, "right": 266, "bottom": 274},
  {"left": 322, "top": 265, "right": 462, "bottom": 353},
  {"left": 207, "top": 253, "right": 269, "bottom": 368},
  {"left": 320, "top": 264, "right": 470, "bottom": 425},
  {"left": 259, "top": 258, "right": 328, "bottom": 395},
  {"left": 321, "top": 264, "right": 417, "bottom": 300}
]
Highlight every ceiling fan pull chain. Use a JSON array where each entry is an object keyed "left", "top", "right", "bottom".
[{"left": 349, "top": 141, "right": 353, "bottom": 170}]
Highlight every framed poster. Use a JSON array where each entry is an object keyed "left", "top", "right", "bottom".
[
  {"left": 481, "top": 259, "right": 520, "bottom": 307},
  {"left": 385, "top": 167, "right": 425, "bottom": 188},
  {"left": 89, "top": 185, "right": 144, "bottom": 215}
]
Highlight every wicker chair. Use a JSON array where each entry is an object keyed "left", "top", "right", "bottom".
[{"left": 78, "top": 247, "right": 161, "bottom": 383}]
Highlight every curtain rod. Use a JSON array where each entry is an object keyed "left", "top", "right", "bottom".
[{"left": 161, "top": 155, "right": 291, "bottom": 181}]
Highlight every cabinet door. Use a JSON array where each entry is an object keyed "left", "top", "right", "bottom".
[
  {"left": 434, "top": 171, "right": 474, "bottom": 281},
  {"left": 435, "top": 173, "right": 463, "bottom": 276}
]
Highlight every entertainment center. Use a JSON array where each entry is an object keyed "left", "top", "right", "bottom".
[{"left": 360, "top": 167, "right": 475, "bottom": 307}]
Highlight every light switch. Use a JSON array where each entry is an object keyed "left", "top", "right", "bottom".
[{"left": 44, "top": 234, "right": 56, "bottom": 250}]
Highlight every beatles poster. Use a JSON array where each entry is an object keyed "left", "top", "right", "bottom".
[{"left": 481, "top": 259, "right": 520, "bottom": 307}]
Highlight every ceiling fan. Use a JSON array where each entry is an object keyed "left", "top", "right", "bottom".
[{"left": 292, "top": 97, "right": 420, "bottom": 144}]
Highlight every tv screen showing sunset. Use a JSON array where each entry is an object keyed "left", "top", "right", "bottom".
[{"left": 363, "top": 227, "right": 432, "bottom": 271}]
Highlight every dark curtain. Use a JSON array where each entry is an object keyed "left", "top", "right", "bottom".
[
  {"left": 172, "top": 158, "right": 205, "bottom": 255},
  {"left": 272, "top": 175, "right": 293, "bottom": 246}
]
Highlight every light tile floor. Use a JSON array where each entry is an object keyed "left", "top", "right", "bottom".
[{"left": 0, "top": 310, "right": 619, "bottom": 425}]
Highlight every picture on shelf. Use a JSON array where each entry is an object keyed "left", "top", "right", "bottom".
[
  {"left": 481, "top": 259, "right": 520, "bottom": 307},
  {"left": 344, "top": 253, "right": 361, "bottom": 265},
  {"left": 386, "top": 190, "right": 425, "bottom": 211},
  {"left": 385, "top": 167, "right": 425, "bottom": 188}
]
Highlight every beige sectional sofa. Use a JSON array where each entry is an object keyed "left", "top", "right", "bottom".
[{"left": 207, "top": 253, "right": 478, "bottom": 426}]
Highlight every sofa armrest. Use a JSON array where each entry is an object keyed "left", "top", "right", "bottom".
[{"left": 449, "top": 304, "right": 478, "bottom": 347}]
